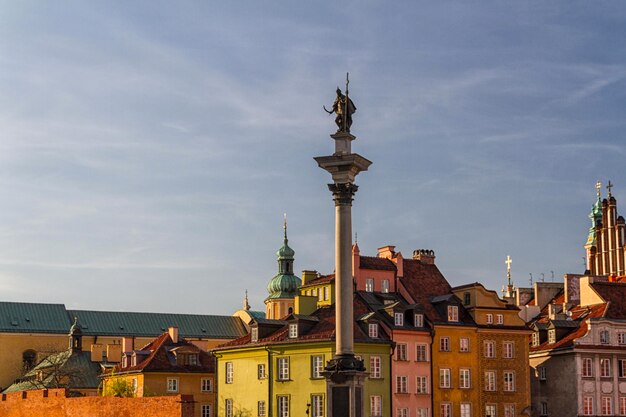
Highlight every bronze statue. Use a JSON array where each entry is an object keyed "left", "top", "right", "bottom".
[{"left": 324, "top": 75, "right": 356, "bottom": 133}]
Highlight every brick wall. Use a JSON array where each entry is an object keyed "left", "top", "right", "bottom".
[{"left": 0, "top": 389, "right": 195, "bottom": 417}]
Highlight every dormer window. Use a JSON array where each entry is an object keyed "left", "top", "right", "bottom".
[
  {"left": 131, "top": 355, "right": 137, "bottom": 367},
  {"left": 415, "top": 314, "right": 424, "bottom": 328},
  {"left": 532, "top": 332, "right": 540, "bottom": 347},
  {"left": 289, "top": 323, "right": 298, "bottom": 339},
  {"left": 381, "top": 279, "right": 389, "bottom": 293},
  {"left": 251, "top": 327, "right": 259, "bottom": 343},
  {"left": 369, "top": 323, "right": 379, "bottom": 338},
  {"left": 548, "top": 329, "right": 556, "bottom": 344},
  {"left": 447, "top": 306, "right": 459, "bottom": 322},
  {"left": 463, "top": 292, "right": 471, "bottom": 305},
  {"left": 394, "top": 313, "right": 404, "bottom": 326},
  {"left": 600, "top": 330, "right": 610, "bottom": 345},
  {"left": 187, "top": 354, "right": 198, "bottom": 366},
  {"left": 122, "top": 355, "right": 129, "bottom": 368}
]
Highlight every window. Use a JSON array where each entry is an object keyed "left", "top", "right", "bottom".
[
  {"left": 503, "top": 341, "right": 514, "bottom": 358},
  {"left": 440, "top": 403, "right": 451, "bottom": 417},
  {"left": 439, "top": 337, "right": 450, "bottom": 352},
  {"left": 131, "top": 378, "right": 137, "bottom": 393},
  {"left": 396, "top": 376, "right": 408, "bottom": 393},
  {"left": 369, "top": 323, "right": 379, "bottom": 338},
  {"left": 447, "top": 305, "right": 458, "bottom": 322},
  {"left": 201, "top": 377, "right": 213, "bottom": 392},
  {"left": 416, "top": 376, "right": 428, "bottom": 394},
  {"left": 619, "top": 332, "right": 626, "bottom": 345},
  {"left": 318, "top": 289, "right": 323, "bottom": 301},
  {"left": 600, "top": 330, "right": 610, "bottom": 344},
  {"left": 312, "top": 356, "right": 324, "bottom": 379},
  {"left": 620, "top": 359, "right": 626, "bottom": 378},
  {"left": 601, "top": 358, "right": 611, "bottom": 377},
  {"left": 277, "top": 395, "right": 289, "bottom": 417},
  {"left": 538, "top": 366, "right": 546, "bottom": 381},
  {"left": 258, "top": 401, "right": 266, "bottom": 417},
  {"left": 540, "top": 402, "right": 548, "bottom": 416},
  {"left": 370, "top": 356, "right": 381, "bottom": 379},
  {"left": 532, "top": 332, "right": 540, "bottom": 346},
  {"left": 439, "top": 368, "right": 451, "bottom": 388},
  {"left": 394, "top": 312, "right": 404, "bottom": 326},
  {"left": 323, "top": 287, "right": 329, "bottom": 300},
  {"left": 396, "top": 343, "right": 408, "bottom": 361},
  {"left": 484, "top": 371, "right": 496, "bottom": 391},
  {"left": 416, "top": 344, "right": 428, "bottom": 361},
  {"left": 311, "top": 395, "right": 324, "bottom": 417},
  {"left": 381, "top": 279, "right": 389, "bottom": 293},
  {"left": 225, "top": 399, "right": 233, "bottom": 417},
  {"left": 485, "top": 404, "right": 497, "bottom": 417},
  {"left": 503, "top": 405, "right": 515, "bottom": 417},
  {"left": 602, "top": 396, "right": 613, "bottom": 415},
  {"left": 583, "top": 397, "right": 594, "bottom": 416},
  {"left": 415, "top": 313, "right": 424, "bottom": 327},
  {"left": 548, "top": 329, "right": 556, "bottom": 344},
  {"left": 258, "top": 363, "right": 266, "bottom": 379},
  {"left": 484, "top": 340, "right": 495, "bottom": 358},
  {"left": 289, "top": 324, "right": 298, "bottom": 338},
  {"left": 370, "top": 395, "right": 382, "bottom": 417},
  {"left": 496, "top": 314, "right": 504, "bottom": 325},
  {"left": 459, "top": 368, "right": 471, "bottom": 389},
  {"left": 225, "top": 362, "right": 233, "bottom": 383},
  {"left": 397, "top": 409, "right": 408, "bottom": 417},
  {"left": 278, "top": 357, "right": 290, "bottom": 381},
  {"left": 619, "top": 397, "right": 626, "bottom": 415},
  {"left": 463, "top": 292, "right": 471, "bottom": 305},
  {"left": 460, "top": 403, "right": 472, "bottom": 417},
  {"left": 251, "top": 327, "right": 259, "bottom": 342},
  {"left": 460, "top": 337, "right": 470, "bottom": 352},
  {"left": 167, "top": 377, "right": 179, "bottom": 392},
  {"left": 186, "top": 353, "right": 198, "bottom": 366},
  {"left": 582, "top": 358, "right": 593, "bottom": 377},
  {"left": 503, "top": 371, "right": 515, "bottom": 392},
  {"left": 366, "top": 278, "right": 374, "bottom": 292},
  {"left": 486, "top": 313, "right": 493, "bottom": 324},
  {"left": 201, "top": 405, "right": 212, "bottom": 417},
  {"left": 417, "top": 409, "right": 428, "bottom": 417}
]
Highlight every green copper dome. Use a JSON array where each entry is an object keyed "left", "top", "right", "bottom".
[
  {"left": 586, "top": 193, "right": 603, "bottom": 246},
  {"left": 266, "top": 219, "right": 301, "bottom": 300}
]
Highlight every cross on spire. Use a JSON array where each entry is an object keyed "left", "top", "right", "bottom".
[
  {"left": 607, "top": 180, "right": 614, "bottom": 197},
  {"left": 283, "top": 213, "right": 288, "bottom": 242},
  {"left": 596, "top": 180, "right": 602, "bottom": 198},
  {"left": 505, "top": 255, "right": 512, "bottom": 286}
]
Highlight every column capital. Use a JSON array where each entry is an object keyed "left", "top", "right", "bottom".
[{"left": 328, "top": 183, "right": 359, "bottom": 206}]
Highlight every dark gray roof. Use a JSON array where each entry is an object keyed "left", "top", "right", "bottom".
[
  {"left": 0, "top": 302, "right": 71, "bottom": 334},
  {"left": 549, "top": 320, "right": 580, "bottom": 329},
  {"left": 69, "top": 309, "right": 247, "bottom": 339}
]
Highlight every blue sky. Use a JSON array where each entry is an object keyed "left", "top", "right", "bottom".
[{"left": 1, "top": 2, "right": 625, "bottom": 314}]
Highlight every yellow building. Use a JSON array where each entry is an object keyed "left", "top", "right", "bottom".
[
  {"left": 102, "top": 327, "right": 215, "bottom": 417},
  {"left": 214, "top": 297, "right": 392, "bottom": 417},
  {"left": 452, "top": 283, "right": 531, "bottom": 417}
]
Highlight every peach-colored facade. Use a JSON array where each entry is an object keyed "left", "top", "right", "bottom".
[{"left": 392, "top": 329, "right": 432, "bottom": 417}]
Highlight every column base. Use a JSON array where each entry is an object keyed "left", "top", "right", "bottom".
[{"left": 323, "top": 355, "right": 368, "bottom": 417}]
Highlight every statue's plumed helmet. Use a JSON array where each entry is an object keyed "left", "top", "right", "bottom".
[{"left": 336, "top": 87, "right": 341, "bottom": 94}]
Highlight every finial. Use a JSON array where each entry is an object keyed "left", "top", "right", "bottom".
[
  {"left": 540, "top": 272, "right": 545, "bottom": 282},
  {"left": 529, "top": 273, "right": 533, "bottom": 286},
  {"left": 354, "top": 231, "right": 358, "bottom": 244},
  {"left": 607, "top": 180, "right": 614, "bottom": 197},
  {"left": 596, "top": 180, "right": 602, "bottom": 199},
  {"left": 283, "top": 213, "right": 288, "bottom": 242},
  {"left": 551, "top": 270, "right": 554, "bottom": 282},
  {"left": 505, "top": 255, "right": 512, "bottom": 287}
]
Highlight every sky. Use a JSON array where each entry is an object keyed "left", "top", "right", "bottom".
[{"left": 1, "top": 1, "right": 626, "bottom": 315}]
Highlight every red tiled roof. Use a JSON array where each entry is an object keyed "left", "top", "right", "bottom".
[
  {"left": 530, "top": 303, "right": 607, "bottom": 352},
  {"left": 113, "top": 332, "right": 215, "bottom": 374},
  {"left": 398, "top": 259, "right": 452, "bottom": 322},
  {"left": 590, "top": 281, "right": 626, "bottom": 319},
  {"left": 359, "top": 256, "right": 396, "bottom": 271},
  {"left": 215, "top": 294, "right": 391, "bottom": 350},
  {"left": 300, "top": 274, "right": 334, "bottom": 288}
]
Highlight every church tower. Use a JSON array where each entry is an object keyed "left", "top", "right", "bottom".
[
  {"left": 585, "top": 181, "right": 626, "bottom": 276},
  {"left": 264, "top": 217, "right": 301, "bottom": 320}
]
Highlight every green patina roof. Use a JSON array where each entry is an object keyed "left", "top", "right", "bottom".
[
  {"left": 266, "top": 221, "right": 301, "bottom": 299},
  {"left": 68, "top": 309, "right": 247, "bottom": 339},
  {"left": 0, "top": 302, "right": 72, "bottom": 334},
  {"left": 586, "top": 196, "right": 603, "bottom": 246},
  {"left": 0, "top": 301, "right": 247, "bottom": 339},
  {"left": 3, "top": 350, "right": 101, "bottom": 393}
]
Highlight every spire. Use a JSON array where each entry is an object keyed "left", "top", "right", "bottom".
[
  {"left": 283, "top": 212, "right": 288, "bottom": 245},
  {"left": 244, "top": 289, "right": 251, "bottom": 311},
  {"left": 505, "top": 255, "right": 512, "bottom": 287},
  {"left": 266, "top": 216, "right": 301, "bottom": 300},
  {"left": 607, "top": 180, "right": 614, "bottom": 198},
  {"left": 69, "top": 316, "right": 83, "bottom": 352}
]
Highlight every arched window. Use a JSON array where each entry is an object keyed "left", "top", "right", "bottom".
[{"left": 22, "top": 350, "right": 36, "bottom": 371}]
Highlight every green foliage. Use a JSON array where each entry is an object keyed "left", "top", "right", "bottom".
[{"left": 102, "top": 375, "right": 136, "bottom": 398}]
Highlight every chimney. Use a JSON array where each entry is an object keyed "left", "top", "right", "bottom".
[
  {"left": 377, "top": 245, "right": 396, "bottom": 259},
  {"left": 122, "top": 337, "right": 134, "bottom": 353},
  {"left": 301, "top": 270, "right": 318, "bottom": 285},
  {"left": 168, "top": 326, "right": 179, "bottom": 344},
  {"left": 413, "top": 249, "right": 436, "bottom": 265}
]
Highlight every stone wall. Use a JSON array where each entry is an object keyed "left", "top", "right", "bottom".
[{"left": 0, "top": 389, "right": 195, "bottom": 417}]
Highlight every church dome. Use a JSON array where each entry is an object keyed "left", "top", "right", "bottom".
[
  {"left": 277, "top": 242, "right": 295, "bottom": 259},
  {"left": 266, "top": 217, "right": 301, "bottom": 300}
]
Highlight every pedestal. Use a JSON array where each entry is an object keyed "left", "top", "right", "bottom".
[{"left": 323, "top": 356, "right": 368, "bottom": 417}]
